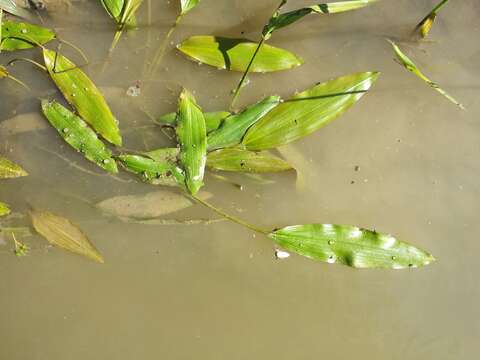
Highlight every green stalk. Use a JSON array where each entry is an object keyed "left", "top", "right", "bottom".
[{"left": 191, "top": 194, "right": 269, "bottom": 235}]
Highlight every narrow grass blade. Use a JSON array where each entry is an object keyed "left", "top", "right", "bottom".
[
  {"left": 176, "top": 89, "right": 206, "bottom": 195},
  {"left": 242, "top": 72, "right": 379, "bottom": 150},
  {"left": 41, "top": 100, "right": 118, "bottom": 173},
  {"left": 207, "top": 95, "right": 280, "bottom": 151},
  {"left": 118, "top": 154, "right": 185, "bottom": 187},
  {"left": 263, "top": 0, "right": 379, "bottom": 39},
  {"left": 207, "top": 148, "right": 292, "bottom": 173},
  {"left": 0, "top": 155, "right": 28, "bottom": 178},
  {"left": 269, "top": 224, "right": 435, "bottom": 269},
  {"left": 1, "top": 20, "right": 55, "bottom": 51},
  {"left": 389, "top": 40, "right": 464, "bottom": 110},
  {"left": 177, "top": 35, "right": 303, "bottom": 72},
  {"left": 43, "top": 49, "right": 123, "bottom": 145},
  {"left": 31, "top": 210, "right": 104, "bottom": 263}
]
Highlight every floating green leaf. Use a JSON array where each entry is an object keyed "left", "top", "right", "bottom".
[
  {"left": 1, "top": 19, "right": 55, "bottom": 51},
  {"left": 0, "top": 155, "right": 28, "bottom": 178},
  {"left": 31, "top": 210, "right": 104, "bottom": 263},
  {"left": 414, "top": 0, "right": 450, "bottom": 38},
  {"left": 43, "top": 49, "right": 123, "bottom": 145},
  {"left": 263, "top": 0, "right": 379, "bottom": 39},
  {"left": 207, "top": 148, "right": 292, "bottom": 173},
  {"left": 177, "top": 36, "right": 303, "bottom": 72},
  {"left": 389, "top": 40, "right": 464, "bottom": 109},
  {"left": 0, "top": 201, "right": 10, "bottom": 216},
  {"left": 0, "top": 0, "right": 34, "bottom": 20},
  {"left": 97, "top": 189, "right": 212, "bottom": 220},
  {"left": 269, "top": 224, "right": 435, "bottom": 269},
  {"left": 180, "top": 0, "right": 200, "bottom": 15},
  {"left": 118, "top": 154, "right": 185, "bottom": 187},
  {"left": 100, "top": 0, "right": 124, "bottom": 19},
  {"left": 176, "top": 89, "right": 206, "bottom": 195},
  {"left": 207, "top": 95, "right": 280, "bottom": 151},
  {"left": 157, "top": 110, "right": 231, "bottom": 133},
  {"left": 41, "top": 100, "right": 118, "bottom": 174},
  {"left": 242, "top": 72, "right": 379, "bottom": 150}
]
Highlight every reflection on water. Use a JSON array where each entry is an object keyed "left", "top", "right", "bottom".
[{"left": 1, "top": 0, "right": 479, "bottom": 359}]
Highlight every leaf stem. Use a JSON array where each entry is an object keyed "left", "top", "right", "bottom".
[
  {"left": 191, "top": 194, "right": 269, "bottom": 235},
  {"left": 230, "top": 37, "right": 265, "bottom": 110}
]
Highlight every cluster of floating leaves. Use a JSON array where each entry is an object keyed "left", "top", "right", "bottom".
[{"left": 0, "top": 0, "right": 448, "bottom": 269}]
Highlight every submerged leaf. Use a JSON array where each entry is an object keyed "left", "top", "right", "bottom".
[
  {"left": 269, "top": 224, "right": 435, "bottom": 269},
  {"left": 0, "top": 155, "right": 28, "bottom": 178},
  {"left": 118, "top": 154, "right": 185, "bottom": 187},
  {"left": 31, "top": 210, "right": 104, "bottom": 263},
  {"left": 41, "top": 100, "right": 118, "bottom": 174},
  {"left": 207, "top": 148, "right": 292, "bottom": 173},
  {"left": 157, "top": 111, "right": 231, "bottom": 133},
  {"left": 176, "top": 89, "right": 206, "bottom": 195},
  {"left": 0, "top": 201, "right": 10, "bottom": 216},
  {"left": 43, "top": 49, "right": 123, "bottom": 145},
  {"left": 243, "top": 72, "right": 379, "bottom": 150},
  {"left": 389, "top": 40, "right": 464, "bottom": 109},
  {"left": 177, "top": 35, "right": 303, "bottom": 72},
  {"left": 263, "top": 0, "right": 378, "bottom": 39},
  {"left": 1, "top": 20, "right": 55, "bottom": 51},
  {"left": 180, "top": 0, "right": 200, "bottom": 15},
  {"left": 207, "top": 95, "right": 280, "bottom": 151},
  {"left": 414, "top": 0, "right": 449, "bottom": 38},
  {"left": 97, "top": 189, "right": 211, "bottom": 220},
  {"left": 144, "top": 148, "right": 180, "bottom": 163}
]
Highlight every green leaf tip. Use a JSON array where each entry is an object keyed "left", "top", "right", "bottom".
[{"left": 269, "top": 224, "right": 435, "bottom": 269}]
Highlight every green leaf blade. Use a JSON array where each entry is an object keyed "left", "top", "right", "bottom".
[
  {"left": 0, "top": 156, "right": 28, "bottom": 178},
  {"left": 100, "top": 0, "right": 124, "bottom": 20},
  {"left": 157, "top": 110, "right": 231, "bottom": 133},
  {"left": 207, "top": 148, "right": 292, "bottom": 173},
  {"left": 176, "top": 89, "right": 207, "bottom": 195},
  {"left": 1, "top": 20, "right": 55, "bottom": 51},
  {"left": 270, "top": 224, "right": 435, "bottom": 269},
  {"left": 177, "top": 36, "right": 303, "bottom": 72},
  {"left": 207, "top": 95, "right": 280, "bottom": 151},
  {"left": 43, "top": 49, "right": 123, "bottom": 146},
  {"left": 41, "top": 100, "right": 118, "bottom": 174},
  {"left": 242, "top": 71, "right": 379, "bottom": 150},
  {"left": 0, "top": 201, "right": 11, "bottom": 217}
]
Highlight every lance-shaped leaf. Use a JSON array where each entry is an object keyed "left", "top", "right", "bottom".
[
  {"left": 414, "top": 0, "right": 450, "bottom": 38},
  {"left": 118, "top": 154, "right": 185, "bottom": 187},
  {"left": 263, "top": 0, "right": 379, "bottom": 39},
  {"left": 177, "top": 36, "right": 303, "bottom": 72},
  {"left": 207, "top": 148, "right": 292, "bottom": 173},
  {"left": 207, "top": 96, "right": 280, "bottom": 151},
  {"left": 176, "top": 89, "right": 206, "bottom": 195},
  {"left": 1, "top": 20, "right": 55, "bottom": 51},
  {"left": 269, "top": 224, "right": 435, "bottom": 269},
  {"left": 31, "top": 210, "right": 104, "bottom": 263},
  {"left": 389, "top": 40, "right": 464, "bottom": 109},
  {"left": 41, "top": 100, "right": 118, "bottom": 174},
  {"left": 97, "top": 189, "right": 211, "bottom": 220},
  {"left": 43, "top": 49, "right": 123, "bottom": 145},
  {"left": 100, "top": 0, "right": 124, "bottom": 19},
  {"left": 242, "top": 72, "right": 378, "bottom": 150},
  {"left": 0, "top": 0, "right": 34, "bottom": 20},
  {"left": 0, "top": 201, "right": 11, "bottom": 216},
  {"left": 0, "top": 155, "right": 28, "bottom": 178},
  {"left": 157, "top": 110, "right": 231, "bottom": 133},
  {"left": 180, "top": 0, "right": 200, "bottom": 15}
]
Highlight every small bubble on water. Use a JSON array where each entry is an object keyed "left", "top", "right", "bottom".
[
  {"left": 102, "top": 159, "right": 109, "bottom": 164},
  {"left": 328, "top": 240, "right": 335, "bottom": 245},
  {"left": 21, "top": 29, "right": 28, "bottom": 34},
  {"left": 62, "top": 128, "right": 69, "bottom": 133}
]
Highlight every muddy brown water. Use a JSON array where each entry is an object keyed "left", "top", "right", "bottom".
[{"left": 1, "top": 0, "right": 479, "bottom": 359}]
